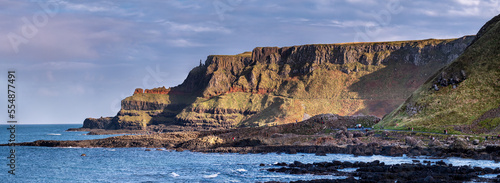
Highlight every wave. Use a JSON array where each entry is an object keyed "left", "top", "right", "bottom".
[
  {"left": 170, "top": 172, "right": 180, "bottom": 177},
  {"left": 203, "top": 173, "right": 220, "bottom": 178},
  {"left": 47, "top": 133, "right": 62, "bottom": 136},
  {"left": 236, "top": 169, "right": 247, "bottom": 172}
]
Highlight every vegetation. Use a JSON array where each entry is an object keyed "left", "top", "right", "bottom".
[{"left": 378, "top": 16, "right": 500, "bottom": 134}]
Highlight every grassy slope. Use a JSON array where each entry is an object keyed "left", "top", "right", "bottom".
[{"left": 377, "top": 17, "right": 500, "bottom": 134}]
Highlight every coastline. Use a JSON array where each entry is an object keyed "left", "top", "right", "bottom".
[{"left": 7, "top": 118, "right": 500, "bottom": 162}]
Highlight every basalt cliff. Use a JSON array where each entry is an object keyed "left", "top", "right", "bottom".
[{"left": 83, "top": 36, "right": 475, "bottom": 130}]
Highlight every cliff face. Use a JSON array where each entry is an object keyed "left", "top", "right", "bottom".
[
  {"left": 378, "top": 15, "right": 500, "bottom": 134},
  {"left": 83, "top": 36, "right": 474, "bottom": 130}
]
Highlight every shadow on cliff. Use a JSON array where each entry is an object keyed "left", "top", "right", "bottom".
[
  {"left": 147, "top": 93, "right": 199, "bottom": 127},
  {"left": 348, "top": 58, "right": 445, "bottom": 118}
]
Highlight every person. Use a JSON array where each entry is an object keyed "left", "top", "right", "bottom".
[{"left": 444, "top": 130, "right": 447, "bottom": 134}]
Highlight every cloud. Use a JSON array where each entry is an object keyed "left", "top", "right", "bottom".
[
  {"left": 166, "top": 39, "right": 204, "bottom": 47},
  {"left": 38, "top": 87, "right": 59, "bottom": 97},
  {"left": 69, "top": 84, "right": 89, "bottom": 95},
  {"left": 159, "top": 20, "right": 231, "bottom": 33},
  {"left": 314, "top": 20, "right": 378, "bottom": 28},
  {"left": 30, "top": 62, "right": 97, "bottom": 70},
  {"left": 410, "top": 0, "right": 500, "bottom": 18},
  {"left": 58, "top": 1, "right": 116, "bottom": 12},
  {"left": 454, "top": 0, "right": 480, "bottom": 6}
]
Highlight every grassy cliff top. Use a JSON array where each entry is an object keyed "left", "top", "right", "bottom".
[
  {"left": 252, "top": 37, "right": 472, "bottom": 50},
  {"left": 209, "top": 51, "right": 252, "bottom": 58}
]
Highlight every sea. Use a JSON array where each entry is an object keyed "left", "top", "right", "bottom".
[{"left": 1, "top": 124, "right": 500, "bottom": 183}]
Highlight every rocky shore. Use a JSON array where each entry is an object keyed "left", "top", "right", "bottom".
[
  {"left": 263, "top": 160, "right": 500, "bottom": 182},
  {"left": 6, "top": 114, "right": 500, "bottom": 162}
]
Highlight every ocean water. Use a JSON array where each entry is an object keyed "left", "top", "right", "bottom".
[{"left": 1, "top": 125, "right": 499, "bottom": 182}]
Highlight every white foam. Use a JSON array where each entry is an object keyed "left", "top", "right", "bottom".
[
  {"left": 170, "top": 172, "right": 180, "bottom": 177},
  {"left": 236, "top": 169, "right": 247, "bottom": 172},
  {"left": 47, "top": 133, "right": 62, "bottom": 136},
  {"left": 203, "top": 173, "right": 220, "bottom": 178}
]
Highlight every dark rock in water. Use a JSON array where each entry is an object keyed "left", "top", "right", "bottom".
[
  {"left": 259, "top": 163, "right": 266, "bottom": 166},
  {"left": 436, "top": 160, "right": 447, "bottom": 166},
  {"left": 145, "top": 149, "right": 151, "bottom": 151},
  {"left": 269, "top": 160, "right": 497, "bottom": 183},
  {"left": 315, "top": 152, "right": 327, "bottom": 156},
  {"left": 81, "top": 154, "right": 86, "bottom": 157},
  {"left": 276, "top": 162, "right": 287, "bottom": 166}
]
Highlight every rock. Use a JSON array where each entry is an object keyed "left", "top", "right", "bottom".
[
  {"left": 315, "top": 152, "right": 327, "bottom": 156},
  {"left": 424, "top": 175, "right": 435, "bottom": 182},
  {"left": 81, "top": 154, "right": 86, "bottom": 157},
  {"left": 433, "top": 84, "right": 439, "bottom": 91},
  {"left": 428, "top": 139, "right": 443, "bottom": 147},
  {"left": 83, "top": 117, "right": 115, "bottom": 129},
  {"left": 451, "top": 137, "right": 469, "bottom": 150},
  {"left": 145, "top": 149, "right": 151, "bottom": 151},
  {"left": 405, "top": 136, "right": 422, "bottom": 147},
  {"left": 473, "top": 139, "right": 480, "bottom": 145}
]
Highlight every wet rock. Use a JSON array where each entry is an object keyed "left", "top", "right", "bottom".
[{"left": 268, "top": 160, "right": 494, "bottom": 183}]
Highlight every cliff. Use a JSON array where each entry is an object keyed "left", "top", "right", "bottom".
[
  {"left": 83, "top": 36, "right": 474, "bottom": 130},
  {"left": 378, "top": 14, "right": 500, "bottom": 134}
]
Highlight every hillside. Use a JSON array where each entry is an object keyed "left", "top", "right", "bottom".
[
  {"left": 83, "top": 36, "right": 474, "bottom": 130},
  {"left": 378, "top": 15, "right": 500, "bottom": 134}
]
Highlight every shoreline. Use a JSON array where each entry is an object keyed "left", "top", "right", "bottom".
[{"left": 7, "top": 123, "right": 500, "bottom": 162}]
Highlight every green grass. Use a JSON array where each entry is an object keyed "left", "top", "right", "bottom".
[{"left": 378, "top": 17, "right": 500, "bottom": 134}]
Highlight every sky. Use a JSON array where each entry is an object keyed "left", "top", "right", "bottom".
[{"left": 0, "top": 0, "right": 499, "bottom": 124}]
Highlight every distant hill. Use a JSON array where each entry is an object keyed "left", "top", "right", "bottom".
[
  {"left": 377, "top": 14, "right": 500, "bottom": 134},
  {"left": 83, "top": 36, "right": 474, "bottom": 130}
]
